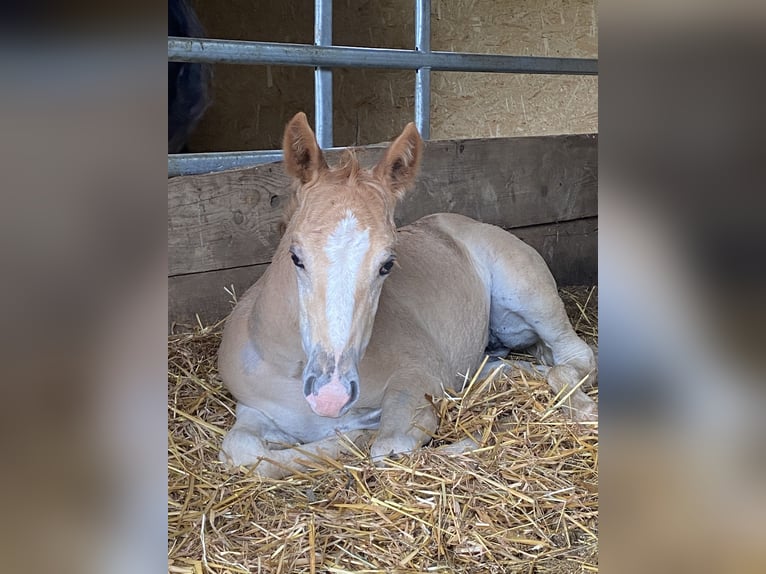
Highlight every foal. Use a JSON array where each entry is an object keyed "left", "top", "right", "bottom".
[{"left": 218, "top": 112, "right": 596, "bottom": 477}]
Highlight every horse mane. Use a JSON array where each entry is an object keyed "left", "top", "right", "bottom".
[
  {"left": 278, "top": 149, "right": 390, "bottom": 237},
  {"left": 336, "top": 149, "right": 361, "bottom": 181},
  {"left": 278, "top": 180, "right": 301, "bottom": 237}
]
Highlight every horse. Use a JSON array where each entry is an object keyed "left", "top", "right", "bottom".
[
  {"left": 168, "top": 0, "right": 212, "bottom": 153},
  {"left": 217, "top": 112, "right": 597, "bottom": 478}
]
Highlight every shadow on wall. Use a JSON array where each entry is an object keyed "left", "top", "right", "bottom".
[{"left": 168, "top": 0, "right": 212, "bottom": 153}]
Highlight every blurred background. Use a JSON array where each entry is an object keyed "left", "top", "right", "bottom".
[{"left": 599, "top": 1, "right": 766, "bottom": 572}]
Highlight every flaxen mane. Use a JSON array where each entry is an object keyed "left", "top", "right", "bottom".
[{"left": 279, "top": 149, "right": 393, "bottom": 236}]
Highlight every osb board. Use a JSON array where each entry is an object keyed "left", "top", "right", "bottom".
[
  {"left": 169, "top": 216, "right": 596, "bottom": 328},
  {"left": 184, "top": 0, "right": 312, "bottom": 153},
  {"left": 169, "top": 134, "right": 597, "bottom": 277},
  {"left": 185, "top": 0, "right": 597, "bottom": 152},
  {"left": 430, "top": 0, "right": 598, "bottom": 139}
]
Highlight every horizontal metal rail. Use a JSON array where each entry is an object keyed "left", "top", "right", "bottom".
[
  {"left": 168, "top": 36, "right": 597, "bottom": 176},
  {"left": 169, "top": 150, "right": 287, "bottom": 176},
  {"left": 168, "top": 37, "right": 597, "bottom": 75}
]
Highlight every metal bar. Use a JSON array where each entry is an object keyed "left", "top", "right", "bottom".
[
  {"left": 169, "top": 150, "right": 285, "bottom": 177},
  {"left": 169, "top": 146, "right": 378, "bottom": 177},
  {"left": 314, "top": 0, "right": 333, "bottom": 148},
  {"left": 168, "top": 37, "right": 598, "bottom": 75},
  {"left": 414, "top": 0, "right": 431, "bottom": 139},
  {"left": 414, "top": 70, "right": 431, "bottom": 138}
]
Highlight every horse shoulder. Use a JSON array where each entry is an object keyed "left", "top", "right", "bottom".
[{"left": 368, "top": 216, "right": 491, "bottom": 379}]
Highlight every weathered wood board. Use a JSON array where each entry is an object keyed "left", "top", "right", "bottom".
[
  {"left": 169, "top": 135, "right": 597, "bottom": 327},
  {"left": 169, "top": 217, "right": 597, "bottom": 328},
  {"left": 169, "top": 135, "right": 597, "bottom": 276}
]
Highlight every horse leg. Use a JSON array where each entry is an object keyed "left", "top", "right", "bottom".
[
  {"left": 476, "top": 356, "right": 551, "bottom": 380},
  {"left": 486, "top": 240, "right": 598, "bottom": 422},
  {"left": 255, "top": 431, "right": 374, "bottom": 479},
  {"left": 522, "top": 316, "right": 597, "bottom": 421},
  {"left": 219, "top": 403, "right": 374, "bottom": 479},
  {"left": 369, "top": 369, "right": 441, "bottom": 462}
]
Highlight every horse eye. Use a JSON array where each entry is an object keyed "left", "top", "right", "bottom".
[
  {"left": 290, "top": 252, "right": 304, "bottom": 269},
  {"left": 379, "top": 259, "right": 395, "bottom": 276}
]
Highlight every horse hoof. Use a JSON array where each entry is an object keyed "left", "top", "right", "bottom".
[
  {"left": 370, "top": 435, "right": 419, "bottom": 464},
  {"left": 563, "top": 396, "right": 598, "bottom": 423},
  {"left": 436, "top": 436, "right": 481, "bottom": 455},
  {"left": 218, "top": 448, "right": 238, "bottom": 468}
]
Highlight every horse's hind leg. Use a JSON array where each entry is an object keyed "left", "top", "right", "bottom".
[
  {"left": 529, "top": 338, "right": 597, "bottom": 421},
  {"left": 486, "top": 235, "right": 598, "bottom": 421}
]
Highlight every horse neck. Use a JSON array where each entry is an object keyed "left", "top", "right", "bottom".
[{"left": 251, "top": 241, "right": 303, "bottom": 358}]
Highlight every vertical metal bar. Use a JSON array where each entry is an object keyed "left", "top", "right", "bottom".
[
  {"left": 314, "top": 0, "right": 333, "bottom": 148},
  {"left": 415, "top": 0, "right": 431, "bottom": 139}
]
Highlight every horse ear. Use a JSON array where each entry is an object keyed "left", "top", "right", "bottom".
[
  {"left": 283, "top": 112, "right": 328, "bottom": 184},
  {"left": 373, "top": 122, "right": 423, "bottom": 199}
]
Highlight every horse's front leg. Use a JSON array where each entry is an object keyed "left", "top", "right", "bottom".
[
  {"left": 369, "top": 370, "right": 441, "bottom": 462},
  {"left": 220, "top": 403, "right": 374, "bottom": 479}
]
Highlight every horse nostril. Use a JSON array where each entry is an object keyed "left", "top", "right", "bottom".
[
  {"left": 304, "top": 375, "right": 317, "bottom": 396},
  {"left": 349, "top": 380, "right": 359, "bottom": 402}
]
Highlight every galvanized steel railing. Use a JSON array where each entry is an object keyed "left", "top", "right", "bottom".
[{"left": 168, "top": 0, "right": 597, "bottom": 177}]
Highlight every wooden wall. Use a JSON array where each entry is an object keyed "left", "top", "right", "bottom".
[{"left": 169, "top": 134, "right": 597, "bottom": 327}]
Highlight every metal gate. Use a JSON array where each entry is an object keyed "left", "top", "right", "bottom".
[{"left": 168, "top": 0, "right": 597, "bottom": 177}]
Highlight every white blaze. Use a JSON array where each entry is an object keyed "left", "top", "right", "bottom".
[{"left": 324, "top": 211, "right": 370, "bottom": 352}]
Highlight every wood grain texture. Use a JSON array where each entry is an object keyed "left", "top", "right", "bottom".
[
  {"left": 169, "top": 134, "right": 597, "bottom": 276},
  {"left": 513, "top": 217, "right": 597, "bottom": 286},
  {"left": 169, "top": 216, "right": 597, "bottom": 328},
  {"left": 169, "top": 264, "right": 268, "bottom": 330}
]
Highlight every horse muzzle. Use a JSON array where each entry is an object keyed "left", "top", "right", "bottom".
[{"left": 302, "top": 349, "right": 360, "bottom": 418}]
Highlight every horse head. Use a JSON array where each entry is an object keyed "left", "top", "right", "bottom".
[{"left": 281, "top": 112, "right": 422, "bottom": 417}]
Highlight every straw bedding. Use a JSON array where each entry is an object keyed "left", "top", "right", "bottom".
[{"left": 169, "top": 286, "right": 598, "bottom": 574}]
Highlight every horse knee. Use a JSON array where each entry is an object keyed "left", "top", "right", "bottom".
[
  {"left": 219, "top": 428, "right": 267, "bottom": 468},
  {"left": 371, "top": 400, "right": 437, "bottom": 462}
]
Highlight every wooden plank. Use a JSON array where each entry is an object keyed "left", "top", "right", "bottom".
[
  {"left": 169, "top": 134, "right": 597, "bottom": 276},
  {"left": 168, "top": 216, "right": 597, "bottom": 328},
  {"left": 395, "top": 135, "right": 597, "bottom": 230},
  {"left": 169, "top": 264, "right": 267, "bottom": 330},
  {"left": 513, "top": 217, "right": 598, "bottom": 286}
]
